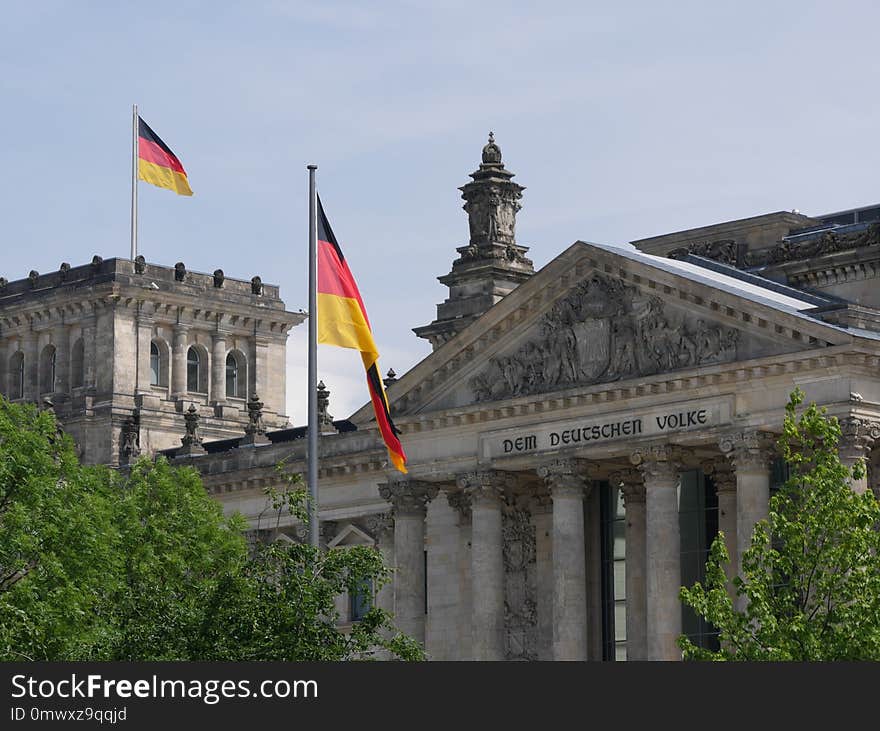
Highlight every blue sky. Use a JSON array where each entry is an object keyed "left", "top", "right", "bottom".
[{"left": 2, "top": 1, "right": 879, "bottom": 422}]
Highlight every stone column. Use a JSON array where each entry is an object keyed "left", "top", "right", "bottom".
[
  {"left": 136, "top": 314, "right": 154, "bottom": 394},
  {"left": 457, "top": 470, "right": 511, "bottom": 661},
  {"left": 447, "top": 490, "right": 473, "bottom": 660},
  {"left": 631, "top": 444, "right": 683, "bottom": 661},
  {"left": 171, "top": 324, "right": 189, "bottom": 398},
  {"left": 720, "top": 430, "right": 775, "bottom": 604},
  {"left": 0, "top": 338, "right": 7, "bottom": 398},
  {"left": 537, "top": 458, "right": 591, "bottom": 661},
  {"left": 611, "top": 468, "right": 647, "bottom": 662},
  {"left": 378, "top": 479, "right": 437, "bottom": 646},
  {"left": 210, "top": 331, "right": 227, "bottom": 405},
  {"left": 253, "top": 336, "right": 269, "bottom": 397},
  {"left": 365, "top": 512, "right": 395, "bottom": 615},
  {"left": 529, "top": 492, "right": 553, "bottom": 660},
  {"left": 703, "top": 458, "right": 737, "bottom": 597},
  {"left": 838, "top": 417, "right": 880, "bottom": 495},
  {"left": 81, "top": 312, "right": 97, "bottom": 391},
  {"left": 54, "top": 323, "right": 70, "bottom": 395},
  {"left": 22, "top": 328, "right": 38, "bottom": 402}
]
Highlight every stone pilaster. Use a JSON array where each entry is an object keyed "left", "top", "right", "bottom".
[
  {"left": 630, "top": 444, "right": 684, "bottom": 661},
  {"left": 136, "top": 313, "right": 154, "bottom": 395},
  {"left": 378, "top": 478, "right": 438, "bottom": 646},
  {"left": 537, "top": 458, "right": 593, "bottom": 661},
  {"left": 81, "top": 312, "right": 97, "bottom": 391},
  {"left": 210, "top": 330, "right": 227, "bottom": 405},
  {"left": 838, "top": 417, "right": 880, "bottom": 495},
  {"left": 365, "top": 511, "right": 395, "bottom": 616},
  {"left": 456, "top": 470, "right": 513, "bottom": 660},
  {"left": 719, "top": 430, "right": 776, "bottom": 606},
  {"left": 610, "top": 468, "right": 646, "bottom": 662},
  {"left": 54, "top": 323, "right": 70, "bottom": 396},
  {"left": 22, "top": 328, "right": 37, "bottom": 402},
  {"left": 447, "top": 489, "right": 473, "bottom": 660},
  {"left": 171, "top": 324, "right": 189, "bottom": 398}
]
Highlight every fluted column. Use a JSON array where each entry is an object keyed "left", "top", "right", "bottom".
[
  {"left": 457, "top": 470, "right": 511, "bottom": 660},
  {"left": 377, "top": 479, "right": 437, "bottom": 645},
  {"left": 720, "top": 430, "right": 775, "bottom": 605},
  {"left": 537, "top": 458, "right": 592, "bottom": 661},
  {"left": 171, "top": 324, "right": 189, "bottom": 398},
  {"left": 631, "top": 444, "right": 683, "bottom": 661},
  {"left": 210, "top": 331, "right": 227, "bottom": 404},
  {"left": 839, "top": 417, "right": 880, "bottom": 495},
  {"left": 611, "top": 468, "right": 647, "bottom": 661},
  {"left": 366, "top": 512, "right": 395, "bottom": 615}
]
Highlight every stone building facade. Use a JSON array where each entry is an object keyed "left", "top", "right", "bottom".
[
  {"left": 8, "top": 136, "right": 880, "bottom": 660},
  {"left": 0, "top": 257, "right": 303, "bottom": 465}
]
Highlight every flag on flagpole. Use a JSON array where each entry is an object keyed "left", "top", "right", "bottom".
[
  {"left": 316, "top": 196, "right": 407, "bottom": 473},
  {"left": 137, "top": 117, "right": 193, "bottom": 196}
]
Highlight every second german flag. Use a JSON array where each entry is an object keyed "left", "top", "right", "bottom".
[{"left": 316, "top": 196, "right": 407, "bottom": 473}]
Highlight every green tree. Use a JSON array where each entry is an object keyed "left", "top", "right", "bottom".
[
  {"left": 0, "top": 400, "right": 117, "bottom": 660},
  {"left": 679, "top": 389, "right": 880, "bottom": 660},
  {"left": 0, "top": 397, "right": 422, "bottom": 661}
]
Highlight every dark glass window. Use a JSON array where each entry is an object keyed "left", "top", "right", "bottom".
[
  {"left": 186, "top": 347, "right": 201, "bottom": 392},
  {"left": 679, "top": 469, "right": 719, "bottom": 651},
  {"left": 350, "top": 578, "right": 373, "bottom": 622},
  {"left": 9, "top": 352, "right": 24, "bottom": 399},
  {"left": 150, "top": 342, "right": 160, "bottom": 386},
  {"left": 600, "top": 481, "right": 627, "bottom": 661}
]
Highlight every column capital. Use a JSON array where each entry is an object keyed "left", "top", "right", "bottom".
[
  {"left": 839, "top": 416, "right": 880, "bottom": 459},
  {"left": 702, "top": 457, "right": 737, "bottom": 494},
  {"left": 630, "top": 443, "right": 684, "bottom": 485},
  {"left": 446, "top": 489, "right": 472, "bottom": 519},
  {"left": 378, "top": 478, "right": 438, "bottom": 516},
  {"left": 456, "top": 470, "right": 515, "bottom": 507},
  {"left": 365, "top": 511, "right": 394, "bottom": 541},
  {"left": 609, "top": 468, "right": 646, "bottom": 505},
  {"left": 537, "top": 458, "right": 595, "bottom": 499},
  {"left": 719, "top": 430, "right": 776, "bottom": 471}
]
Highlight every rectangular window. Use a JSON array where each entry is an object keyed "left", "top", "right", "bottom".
[
  {"left": 679, "top": 469, "right": 720, "bottom": 651},
  {"left": 350, "top": 578, "right": 373, "bottom": 622},
  {"left": 600, "top": 481, "right": 626, "bottom": 661}
]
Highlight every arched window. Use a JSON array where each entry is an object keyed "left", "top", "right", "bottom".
[
  {"left": 150, "top": 342, "right": 160, "bottom": 385},
  {"left": 149, "top": 339, "right": 169, "bottom": 388},
  {"left": 8, "top": 352, "right": 24, "bottom": 400},
  {"left": 71, "top": 338, "right": 84, "bottom": 388},
  {"left": 186, "top": 346, "right": 207, "bottom": 393},
  {"left": 225, "top": 351, "right": 246, "bottom": 399},
  {"left": 39, "top": 345, "right": 56, "bottom": 394}
]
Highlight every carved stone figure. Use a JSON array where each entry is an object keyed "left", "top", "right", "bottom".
[
  {"left": 120, "top": 409, "right": 141, "bottom": 464},
  {"left": 470, "top": 272, "right": 739, "bottom": 401},
  {"left": 28, "top": 270, "right": 39, "bottom": 288},
  {"left": 213, "top": 269, "right": 224, "bottom": 288},
  {"left": 134, "top": 255, "right": 146, "bottom": 274},
  {"left": 251, "top": 276, "right": 263, "bottom": 295},
  {"left": 59, "top": 262, "right": 71, "bottom": 281},
  {"left": 174, "top": 262, "right": 186, "bottom": 281}
]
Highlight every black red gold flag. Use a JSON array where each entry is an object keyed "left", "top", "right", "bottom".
[
  {"left": 316, "top": 197, "right": 407, "bottom": 473},
  {"left": 137, "top": 117, "right": 193, "bottom": 196}
]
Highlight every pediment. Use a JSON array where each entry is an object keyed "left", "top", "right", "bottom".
[{"left": 351, "top": 241, "right": 853, "bottom": 423}]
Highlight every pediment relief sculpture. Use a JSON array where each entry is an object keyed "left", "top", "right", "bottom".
[{"left": 470, "top": 273, "right": 738, "bottom": 402}]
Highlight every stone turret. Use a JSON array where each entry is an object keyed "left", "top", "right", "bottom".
[{"left": 414, "top": 133, "right": 534, "bottom": 349}]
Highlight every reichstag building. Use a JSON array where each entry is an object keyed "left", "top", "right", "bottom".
[{"left": 2, "top": 136, "right": 878, "bottom": 660}]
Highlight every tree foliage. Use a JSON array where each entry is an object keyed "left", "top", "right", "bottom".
[
  {"left": 0, "top": 397, "right": 422, "bottom": 661},
  {"left": 679, "top": 389, "right": 880, "bottom": 660}
]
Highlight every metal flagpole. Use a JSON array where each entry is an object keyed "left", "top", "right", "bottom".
[
  {"left": 307, "top": 164, "right": 319, "bottom": 548},
  {"left": 130, "top": 104, "right": 138, "bottom": 261}
]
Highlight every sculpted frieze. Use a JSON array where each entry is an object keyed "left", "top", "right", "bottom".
[{"left": 470, "top": 273, "right": 738, "bottom": 402}]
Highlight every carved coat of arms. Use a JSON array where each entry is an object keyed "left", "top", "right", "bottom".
[{"left": 470, "top": 273, "right": 738, "bottom": 402}]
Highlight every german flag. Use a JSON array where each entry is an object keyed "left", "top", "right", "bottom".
[
  {"left": 137, "top": 117, "right": 193, "bottom": 196},
  {"left": 317, "top": 196, "right": 407, "bottom": 473}
]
